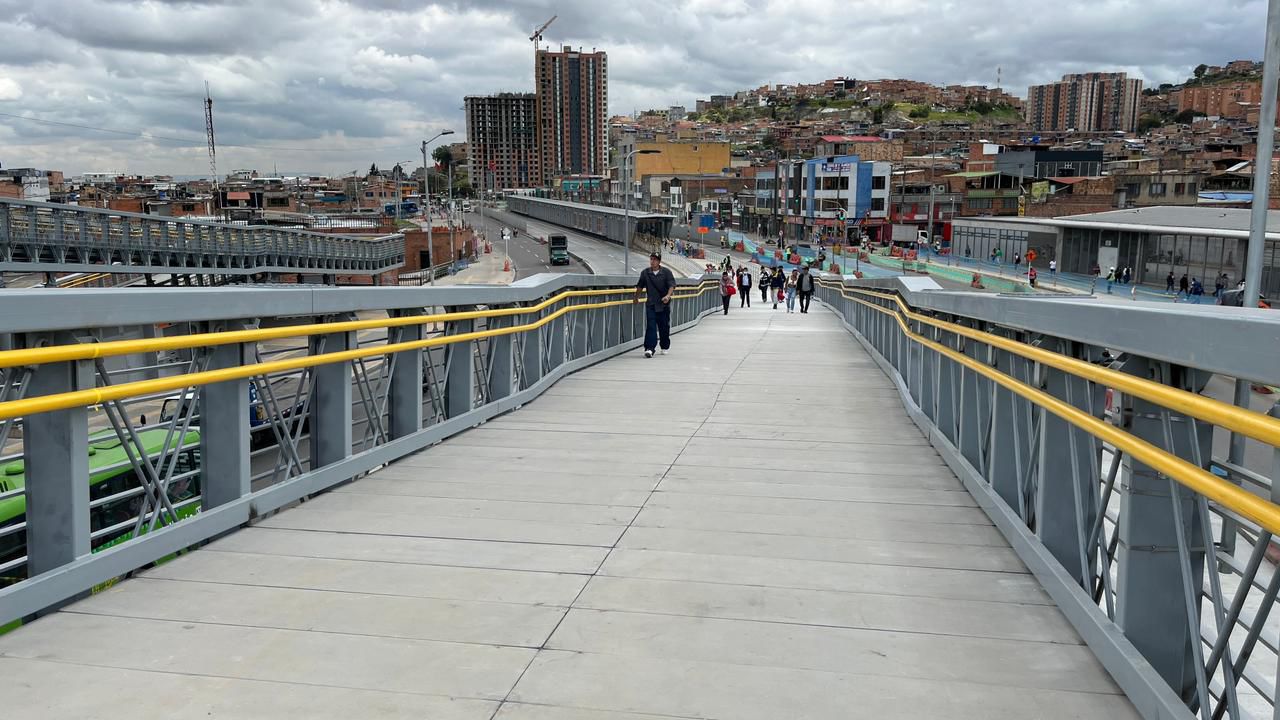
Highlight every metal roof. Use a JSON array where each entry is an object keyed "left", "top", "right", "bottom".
[
  {"left": 517, "top": 195, "right": 675, "bottom": 220},
  {"left": 961, "top": 205, "right": 1280, "bottom": 241},
  {"left": 944, "top": 171, "right": 1000, "bottom": 178}
]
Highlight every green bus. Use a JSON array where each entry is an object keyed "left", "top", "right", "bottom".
[{"left": 0, "top": 428, "right": 202, "bottom": 589}]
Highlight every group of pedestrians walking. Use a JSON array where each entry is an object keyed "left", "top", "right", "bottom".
[
  {"left": 640, "top": 252, "right": 821, "bottom": 360},
  {"left": 718, "top": 264, "right": 815, "bottom": 315}
]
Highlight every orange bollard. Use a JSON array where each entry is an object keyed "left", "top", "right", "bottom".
[{"left": 503, "top": 259, "right": 511, "bottom": 272}]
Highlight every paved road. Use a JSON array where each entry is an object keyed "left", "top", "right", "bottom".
[{"left": 463, "top": 211, "right": 587, "bottom": 280}]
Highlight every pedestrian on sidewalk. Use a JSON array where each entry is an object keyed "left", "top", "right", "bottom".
[
  {"left": 1166, "top": 271, "right": 1175, "bottom": 294},
  {"left": 1048, "top": 259, "right": 1056, "bottom": 276},
  {"left": 634, "top": 252, "right": 675, "bottom": 358},
  {"left": 737, "top": 266, "right": 752, "bottom": 307},
  {"left": 770, "top": 266, "right": 785, "bottom": 309},
  {"left": 785, "top": 269, "right": 798, "bottom": 313},
  {"left": 759, "top": 267, "right": 771, "bottom": 304},
  {"left": 797, "top": 264, "right": 816, "bottom": 313},
  {"left": 1013, "top": 252, "right": 1022, "bottom": 269},
  {"left": 720, "top": 271, "right": 734, "bottom": 315},
  {"left": 1178, "top": 273, "right": 1190, "bottom": 299},
  {"left": 1190, "top": 278, "right": 1204, "bottom": 304},
  {"left": 1028, "top": 266, "right": 1038, "bottom": 288},
  {"left": 1122, "top": 267, "right": 1132, "bottom": 285},
  {"left": 1106, "top": 267, "right": 1116, "bottom": 294}
]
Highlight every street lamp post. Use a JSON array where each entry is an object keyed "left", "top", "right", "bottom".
[
  {"left": 420, "top": 130, "right": 455, "bottom": 284},
  {"left": 623, "top": 149, "right": 660, "bottom": 274}
]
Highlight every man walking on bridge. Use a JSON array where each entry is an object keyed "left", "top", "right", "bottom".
[
  {"left": 635, "top": 252, "right": 675, "bottom": 358},
  {"left": 797, "top": 264, "right": 816, "bottom": 313}
]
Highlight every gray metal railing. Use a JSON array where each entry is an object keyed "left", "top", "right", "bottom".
[
  {"left": 0, "top": 199, "right": 405, "bottom": 277},
  {"left": 0, "top": 274, "right": 720, "bottom": 626},
  {"left": 819, "top": 275, "right": 1280, "bottom": 720}
]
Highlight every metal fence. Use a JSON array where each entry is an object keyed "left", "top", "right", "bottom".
[
  {"left": 818, "top": 275, "right": 1280, "bottom": 720},
  {"left": 0, "top": 274, "right": 721, "bottom": 625},
  {"left": 0, "top": 199, "right": 405, "bottom": 277}
]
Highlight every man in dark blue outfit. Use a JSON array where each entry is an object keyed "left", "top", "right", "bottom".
[{"left": 634, "top": 252, "right": 676, "bottom": 358}]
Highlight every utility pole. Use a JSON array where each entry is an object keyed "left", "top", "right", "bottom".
[
  {"left": 926, "top": 128, "right": 938, "bottom": 249},
  {"left": 1229, "top": 0, "right": 1280, "bottom": 500}
]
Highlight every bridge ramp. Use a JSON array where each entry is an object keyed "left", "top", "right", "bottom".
[{"left": 0, "top": 303, "right": 1138, "bottom": 719}]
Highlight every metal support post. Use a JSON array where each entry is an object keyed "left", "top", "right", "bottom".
[
  {"left": 1035, "top": 338, "right": 1104, "bottom": 586},
  {"left": 571, "top": 297, "right": 589, "bottom": 360},
  {"left": 201, "top": 330, "right": 252, "bottom": 508},
  {"left": 487, "top": 315, "right": 515, "bottom": 402},
  {"left": 1115, "top": 357, "right": 1211, "bottom": 700},
  {"left": 957, "top": 322, "right": 988, "bottom": 471},
  {"left": 987, "top": 343, "right": 1025, "bottom": 510},
  {"left": 549, "top": 311, "right": 567, "bottom": 371},
  {"left": 309, "top": 329, "right": 353, "bottom": 469},
  {"left": 446, "top": 316, "right": 475, "bottom": 418},
  {"left": 24, "top": 355, "right": 93, "bottom": 578},
  {"left": 934, "top": 326, "right": 959, "bottom": 443},
  {"left": 520, "top": 309, "right": 544, "bottom": 389},
  {"left": 589, "top": 301, "right": 606, "bottom": 354},
  {"left": 388, "top": 312, "right": 424, "bottom": 439}
]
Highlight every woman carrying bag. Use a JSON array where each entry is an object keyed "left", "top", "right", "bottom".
[
  {"left": 720, "top": 271, "right": 735, "bottom": 315},
  {"left": 785, "top": 269, "right": 799, "bottom": 313}
]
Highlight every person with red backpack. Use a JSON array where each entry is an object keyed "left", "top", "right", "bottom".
[{"left": 720, "top": 271, "right": 735, "bottom": 315}]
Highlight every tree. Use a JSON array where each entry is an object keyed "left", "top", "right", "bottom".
[
  {"left": 432, "top": 144, "right": 453, "bottom": 170},
  {"left": 368, "top": 163, "right": 380, "bottom": 177},
  {"left": 908, "top": 105, "right": 931, "bottom": 119},
  {"left": 1175, "top": 108, "right": 1205, "bottom": 125},
  {"left": 871, "top": 104, "right": 887, "bottom": 125},
  {"left": 1193, "top": 63, "right": 1208, "bottom": 79},
  {"left": 1137, "top": 115, "right": 1165, "bottom": 133}
]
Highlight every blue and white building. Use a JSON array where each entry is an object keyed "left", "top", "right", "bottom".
[{"left": 778, "top": 155, "right": 891, "bottom": 242}]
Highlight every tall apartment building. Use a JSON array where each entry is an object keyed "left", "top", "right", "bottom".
[
  {"left": 536, "top": 46, "right": 608, "bottom": 180},
  {"left": 464, "top": 93, "right": 540, "bottom": 189},
  {"left": 1025, "top": 72, "right": 1143, "bottom": 133}
]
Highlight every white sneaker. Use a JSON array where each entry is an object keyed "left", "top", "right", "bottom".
[
  {"left": 644, "top": 350, "right": 654, "bottom": 358},
  {"left": 660, "top": 349, "right": 668, "bottom": 355}
]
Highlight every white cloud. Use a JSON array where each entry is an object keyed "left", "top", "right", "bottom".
[
  {"left": 0, "top": 78, "right": 21, "bottom": 101},
  {"left": 0, "top": 0, "right": 1268, "bottom": 175}
]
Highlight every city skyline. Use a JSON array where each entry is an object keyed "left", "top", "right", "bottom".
[{"left": 0, "top": 0, "right": 1268, "bottom": 175}]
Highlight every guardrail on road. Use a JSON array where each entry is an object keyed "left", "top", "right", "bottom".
[
  {"left": 0, "top": 274, "right": 721, "bottom": 626},
  {"left": 818, "top": 275, "right": 1280, "bottom": 720}
]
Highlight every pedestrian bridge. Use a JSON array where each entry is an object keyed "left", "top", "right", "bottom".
[{"left": 0, "top": 275, "right": 1278, "bottom": 719}]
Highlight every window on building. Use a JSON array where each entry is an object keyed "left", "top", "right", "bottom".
[
  {"left": 1187, "top": 183, "right": 1198, "bottom": 195},
  {"left": 1149, "top": 183, "right": 1167, "bottom": 197},
  {"left": 871, "top": 175, "right": 886, "bottom": 190},
  {"left": 968, "top": 198, "right": 993, "bottom": 210},
  {"left": 1174, "top": 183, "right": 1185, "bottom": 195},
  {"left": 871, "top": 198, "right": 885, "bottom": 211}
]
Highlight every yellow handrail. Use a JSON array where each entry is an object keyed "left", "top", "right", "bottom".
[
  {"left": 0, "top": 281, "right": 716, "bottom": 370},
  {"left": 820, "top": 280, "right": 1280, "bottom": 449},
  {"left": 0, "top": 282, "right": 718, "bottom": 421},
  {"left": 59, "top": 272, "right": 109, "bottom": 289},
  {"left": 834, "top": 285, "right": 1280, "bottom": 536}
]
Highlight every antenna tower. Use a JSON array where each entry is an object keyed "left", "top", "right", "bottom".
[{"left": 204, "top": 82, "right": 219, "bottom": 198}]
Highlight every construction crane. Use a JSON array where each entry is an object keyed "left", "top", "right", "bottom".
[
  {"left": 530, "top": 15, "right": 556, "bottom": 52},
  {"left": 203, "top": 81, "right": 220, "bottom": 217}
]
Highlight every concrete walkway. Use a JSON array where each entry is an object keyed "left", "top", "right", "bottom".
[{"left": 0, "top": 302, "right": 1138, "bottom": 719}]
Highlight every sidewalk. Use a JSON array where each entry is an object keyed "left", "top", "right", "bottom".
[{"left": 436, "top": 250, "right": 515, "bottom": 286}]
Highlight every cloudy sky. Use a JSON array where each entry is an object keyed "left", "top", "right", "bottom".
[{"left": 0, "top": 0, "right": 1268, "bottom": 176}]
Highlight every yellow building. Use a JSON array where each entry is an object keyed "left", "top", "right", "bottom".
[{"left": 633, "top": 141, "right": 732, "bottom": 180}]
